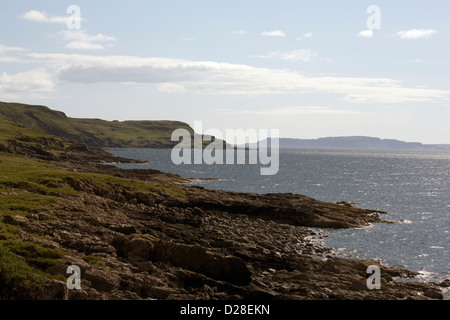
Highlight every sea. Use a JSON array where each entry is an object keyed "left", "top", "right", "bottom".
[{"left": 108, "top": 148, "right": 450, "bottom": 298}]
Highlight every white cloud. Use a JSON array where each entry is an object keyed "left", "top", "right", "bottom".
[
  {"left": 0, "top": 56, "right": 28, "bottom": 63},
  {"left": 58, "top": 30, "right": 116, "bottom": 50},
  {"left": 0, "top": 45, "right": 27, "bottom": 54},
  {"left": 219, "top": 106, "right": 364, "bottom": 116},
  {"left": 66, "top": 41, "right": 106, "bottom": 50},
  {"left": 396, "top": 29, "right": 437, "bottom": 40},
  {"left": 252, "top": 49, "right": 319, "bottom": 62},
  {"left": 413, "top": 59, "right": 423, "bottom": 63},
  {"left": 26, "top": 53, "right": 450, "bottom": 104},
  {"left": 261, "top": 30, "right": 286, "bottom": 37},
  {"left": 296, "top": 32, "right": 314, "bottom": 40},
  {"left": 232, "top": 30, "right": 247, "bottom": 35},
  {"left": 59, "top": 30, "right": 116, "bottom": 42},
  {"left": 0, "top": 45, "right": 30, "bottom": 63},
  {"left": 21, "top": 10, "right": 78, "bottom": 24},
  {"left": 0, "top": 69, "right": 54, "bottom": 94},
  {"left": 357, "top": 30, "right": 373, "bottom": 38}
]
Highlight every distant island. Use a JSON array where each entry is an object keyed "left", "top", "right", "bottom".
[{"left": 250, "top": 137, "right": 450, "bottom": 152}]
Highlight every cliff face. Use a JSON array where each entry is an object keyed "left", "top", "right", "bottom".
[{"left": 0, "top": 119, "right": 445, "bottom": 300}]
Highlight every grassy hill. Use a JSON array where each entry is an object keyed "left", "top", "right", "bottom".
[
  {"left": 0, "top": 119, "right": 188, "bottom": 298},
  {"left": 0, "top": 102, "right": 196, "bottom": 148}
]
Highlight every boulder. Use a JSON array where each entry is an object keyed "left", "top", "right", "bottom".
[
  {"left": 33, "top": 279, "right": 68, "bottom": 300},
  {"left": 68, "top": 290, "right": 89, "bottom": 300},
  {"left": 84, "top": 268, "right": 120, "bottom": 292},
  {"left": 3, "top": 215, "right": 30, "bottom": 227},
  {"left": 423, "top": 289, "right": 443, "bottom": 300},
  {"left": 135, "top": 261, "right": 156, "bottom": 273},
  {"left": 147, "top": 287, "right": 178, "bottom": 299},
  {"left": 439, "top": 279, "right": 450, "bottom": 287},
  {"left": 121, "top": 238, "right": 154, "bottom": 262},
  {"left": 153, "top": 241, "right": 251, "bottom": 285}
]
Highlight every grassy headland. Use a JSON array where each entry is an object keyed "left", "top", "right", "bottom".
[{"left": 0, "top": 102, "right": 197, "bottom": 148}]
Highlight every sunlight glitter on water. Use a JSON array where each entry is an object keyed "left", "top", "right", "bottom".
[{"left": 108, "top": 148, "right": 450, "bottom": 287}]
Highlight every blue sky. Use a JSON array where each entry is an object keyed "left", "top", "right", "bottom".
[{"left": 1, "top": 0, "right": 449, "bottom": 143}]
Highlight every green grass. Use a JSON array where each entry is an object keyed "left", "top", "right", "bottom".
[
  {"left": 0, "top": 223, "right": 19, "bottom": 241},
  {"left": 0, "top": 102, "right": 197, "bottom": 148},
  {"left": 2, "top": 241, "right": 65, "bottom": 270},
  {"left": 0, "top": 154, "right": 76, "bottom": 217},
  {"left": 0, "top": 117, "right": 58, "bottom": 144},
  {"left": 0, "top": 149, "right": 186, "bottom": 295},
  {"left": 0, "top": 147, "right": 186, "bottom": 298},
  {"left": 0, "top": 119, "right": 186, "bottom": 233},
  {"left": 0, "top": 151, "right": 185, "bottom": 208},
  {"left": 0, "top": 115, "right": 189, "bottom": 298},
  {"left": 82, "top": 255, "right": 106, "bottom": 268},
  {"left": 0, "top": 246, "right": 45, "bottom": 299},
  {"left": 0, "top": 241, "right": 68, "bottom": 298}
]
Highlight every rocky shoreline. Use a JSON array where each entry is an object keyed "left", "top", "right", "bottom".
[{"left": 0, "top": 133, "right": 447, "bottom": 300}]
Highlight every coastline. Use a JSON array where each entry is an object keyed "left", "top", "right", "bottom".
[{"left": 0, "top": 131, "right": 447, "bottom": 300}]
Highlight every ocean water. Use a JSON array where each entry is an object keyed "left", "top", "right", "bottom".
[{"left": 108, "top": 148, "right": 450, "bottom": 295}]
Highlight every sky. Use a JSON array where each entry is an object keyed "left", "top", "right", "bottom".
[{"left": 0, "top": 0, "right": 449, "bottom": 144}]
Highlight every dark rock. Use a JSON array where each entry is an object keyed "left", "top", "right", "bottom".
[
  {"left": 110, "top": 224, "right": 137, "bottom": 235},
  {"left": 192, "top": 207, "right": 206, "bottom": 215},
  {"left": 350, "top": 280, "right": 369, "bottom": 291},
  {"left": 65, "top": 238, "right": 116, "bottom": 255},
  {"left": 153, "top": 241, "right": 251, "bottom": 285},
  {"left": 147, "top": 287, "right": 178, "bottom": 299},
  {"left": 84, "top": 269, "right": 120, "bottom": 292},
  {"left": 68, "top": 290, "right": 89, "bottom": 300},
  {"left": 46, "top": 264, "right": 71, "bottom": 277},
  {"left": 122, "top": 237, "right": 154, "bottom": 262},
  {"left": 424, "top": 289, "right": 443, "bottom": 300},
  {"left": 34, "top": 279, "right": 68, "bottom": 300},
  {"left": 439, "top": 279, "right": 450, "bottom": 287},
  {"left": 135, "top": 261, "right": 156, "bottom": 273},
  {"left": 381, "top": 273, "right": 393, "bottom": 282},
  {"left": 3, "top": 215, "right": 30, "bottom": 227},
  {"left": 244, "top": 284, "right": 277, "bottom": 300},
  {"left": 175, "top": 269, "right": 208, "bottom": 289},
  {"left": 67, "top": 143, "right": 89, "bottom": 152},
  {"left": 38, "top": 213, "right": 51, "bottom": 221}
]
